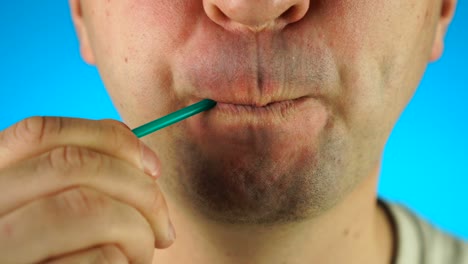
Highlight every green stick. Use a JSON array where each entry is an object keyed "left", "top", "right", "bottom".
[{"left": 132, "top": 99, "right": 217, "bottom": 138}]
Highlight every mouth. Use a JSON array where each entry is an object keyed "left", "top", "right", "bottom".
[
  {"left": 199, "top": 96, "right": 315, "bottom": 126},
  {"left": 214, "top": 97, "right": 308, "bottom": 115},
  {"left": 186, "top": 95, "right": 328, "bottom": 147}
]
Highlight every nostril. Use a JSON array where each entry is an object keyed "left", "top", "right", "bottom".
[
  {"left": 280, "top": 3, "right": 309, "bottom": 24},
  {"left": 204, "top": 3, "right": 229, "bottom": 27},
  {"left": 212, "top": 5, "right": 228, "bottom": 22},
  {"left": 281, "top": 6, "right": 297, "bottom": 20}
]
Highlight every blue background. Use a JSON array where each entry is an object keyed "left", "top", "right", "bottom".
[{"left": 1, "top": 2, "right": 467, "bottom": 239}]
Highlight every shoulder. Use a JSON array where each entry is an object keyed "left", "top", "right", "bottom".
[{"left": 380, "top": 200, "right": 468, "bottom": 264}]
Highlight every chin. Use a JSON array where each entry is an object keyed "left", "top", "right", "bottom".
[{"left": 160, "top": 123, "right": 355, "bottom": 225}]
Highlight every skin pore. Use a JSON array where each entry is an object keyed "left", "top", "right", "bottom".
[{"left": 70, "top": 0, "right": 456, "bottom": 263}]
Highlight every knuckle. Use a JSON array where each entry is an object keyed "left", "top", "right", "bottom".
[
  {"left": 41, "top": 146, "right": 105, "bottom": 177},
  {"left": 11, "top": 116, "right": 64, "bottom": 145},
  {"left": 50, "top": 187, "right": 110, "bottom": 219}
]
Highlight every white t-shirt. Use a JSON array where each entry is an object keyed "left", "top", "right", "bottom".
[{"left": 382, "top": 201, "right": 468, "bottom": 264}]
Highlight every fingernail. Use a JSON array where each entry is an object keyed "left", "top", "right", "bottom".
[
  {"left": 140, "top": 142, "right": 160, "bottom": 179},
  {"left": 168, "top": 220, "right": 176, "bottom": 241}
]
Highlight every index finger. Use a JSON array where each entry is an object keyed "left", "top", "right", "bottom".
[{"left": 0, "top": 117, "right": 159, "bottom": 178}]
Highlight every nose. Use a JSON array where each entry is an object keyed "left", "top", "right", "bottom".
[{"left": 203, "top": 0, "right": 310, "bottom": 31}]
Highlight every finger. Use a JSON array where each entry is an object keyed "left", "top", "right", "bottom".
[
  {"left": 0, "top": 146, "right": 175, "bottom": 248},
  {"left": 41, "top": 245, "right": 129, "bottom": 264},
  {"left": 0, "top": 187, "right": 154, "bottom": 264},
  {"left": 0, "top": 117, "right": 160, "bottom": 178}
]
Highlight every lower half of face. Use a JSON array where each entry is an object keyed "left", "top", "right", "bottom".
[
  {"left": 151, "top": 106, "right": 385, "bottom": 224},
  {"left": 83, "top": 0, "right": 440, "bottom": 224}
]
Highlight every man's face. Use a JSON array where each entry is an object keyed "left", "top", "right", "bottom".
[{"left": 72, "top": 0, "right": 451, "bottom": 224}]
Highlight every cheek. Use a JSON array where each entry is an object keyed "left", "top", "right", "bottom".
[
  {"left": 85, "top": 0, "right": 203, "bottom": 125},
  {"left": 90, "top": 1, "right": 186, "bottom": 61},
  {"left": 317, "top": 1, "right": 383, "bottom": 58},
  {"left": 323, "top": 1, "right": 435, "bottom": 110},
  {"left": 119, "top": 0, "right": 203, "bottom": 51},
  {"left": 313, "top": 1, "right": 439, "bottom": 156},
  {"left": 321, "top": 0, "right": 435, "bottom": 63}
]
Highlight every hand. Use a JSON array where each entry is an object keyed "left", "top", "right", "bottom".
[{"left": 0, "top": 117, "right": 175, "bottom": 263}]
